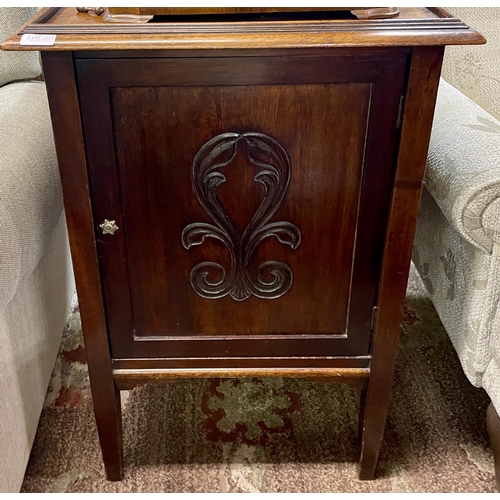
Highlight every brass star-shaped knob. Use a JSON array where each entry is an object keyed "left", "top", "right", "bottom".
[{"left": 99, "top": 219, "right": 119, "bottom": 235}]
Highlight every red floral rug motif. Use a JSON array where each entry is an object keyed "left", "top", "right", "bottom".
[{"left": 201, "top": 377, "right": 301, "bottom": 446}]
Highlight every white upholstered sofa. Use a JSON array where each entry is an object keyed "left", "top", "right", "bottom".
[
  {"left": 412, "top": 7, "right": 500, "bottom": 487},
  {"left": 0, "top": 8, "right": 75, "bottom": 492}
]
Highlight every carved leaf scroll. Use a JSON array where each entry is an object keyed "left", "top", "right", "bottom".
[{"left": 182, "top": 132, "right": 301, "bottom": 301}]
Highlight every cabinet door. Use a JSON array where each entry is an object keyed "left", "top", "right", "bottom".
[{"left": 77, "top": 52, "right": 407, "bottom": 363}]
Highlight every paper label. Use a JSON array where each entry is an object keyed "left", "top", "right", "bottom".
[{"left": 20, "top": 34, "right": 57, "bottom": 46}]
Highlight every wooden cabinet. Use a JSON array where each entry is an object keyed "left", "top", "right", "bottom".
[{"left": 1, "top": 7, "right": 484, "bottom": 483}]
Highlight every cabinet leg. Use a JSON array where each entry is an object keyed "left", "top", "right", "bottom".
[
  {"left": 354, "top": 44, "right": 445, "bottom": 481},
  {"left": 357, "top": 380, "right": 392, "bottom": 480},
  {"left": 92, "top": 382, "right": 124, "bottom": 481},
  {"left": 486, "top": 402, "right": 500, "bottom": 491}
]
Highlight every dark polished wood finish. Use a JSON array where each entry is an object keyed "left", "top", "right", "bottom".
[
  {"left": 103, "top": 7, "right": 401, "bottom": 23},
  {"left": 76, "top": 51, "right": 406, "bottom": 360},
  {"left": 358, "top": 45, "right": 445, "bottom": 480},
  {"left": 41, "top": 51, "right": 123, "bottom": 481},
  {"left": 106, "top": 7, "right": 398, "bottom": 16},
  {"left": 2, "top": 7, "right": 484, "bottom": 484},
  {"left": 1, "top": 7, "right": 484, "bottom": 51},
  {"left": 487, "top": 402, "right": 500, "bottom": 491}
]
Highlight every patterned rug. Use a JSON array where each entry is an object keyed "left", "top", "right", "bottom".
[{"left": 21, "top": 266, "right": 496, "bottom": 492}]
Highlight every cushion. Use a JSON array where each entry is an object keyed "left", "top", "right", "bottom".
[{"left": 0, "top": 8, "right": 40, "bottom": 88}]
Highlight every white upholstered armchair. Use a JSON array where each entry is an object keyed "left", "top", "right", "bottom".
[{"left": 412, "top": 7, "right": 500, "bottom": 489}]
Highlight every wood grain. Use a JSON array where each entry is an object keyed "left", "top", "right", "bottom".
[
  {"left": 487, "top": 402, "right": 500, "bottom": 491},
  {"left": 114, "top": 371, "right": 370, "bottom": 391},
  {"left": 357, "top": 45, "right": 445, "bottom": 481},
  {"left": 0, "top": 7, "right": 485, "bottom": 51},
  {"left": 112, "top": 367, "right": 370, "bottom": 391},
  {"left": 41, "top": 51, "right": 123, "bottom": 481},
  {"left": 106, "top": 7, "right": 400, "bottom": 21},
  {"left": 109, "top": 7, "right": 387, "bottom": 16},
  {"left": 103, "top": 83, "right": 367, "bottom": 334},
  {"left": 75, "top": 52, "right": 405, "bottom": 360},
  {"left": 113, "top": 367, "right": 370, "bottom": 380},
  {"left": 111, "top": 357, "right": 371, "bottom": 370}
]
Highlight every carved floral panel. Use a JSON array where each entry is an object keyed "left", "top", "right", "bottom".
[{"left": 182, "top": 132, "right": 301, "bottom": 301}]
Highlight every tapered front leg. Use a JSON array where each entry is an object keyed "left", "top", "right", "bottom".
[
  {"left": 486, "top": 402, "right": 500, "bottom": 491},
  {"left": 356, "top": 46, "right": 445, "bottom": 481},
  {"left": 91, "top": 381, "right": 123, "bottom": 481},
  {"left": 42, "top": 51, "right": 124, "bottom": 481},
  {"left": 357, "top": 375, "right": 395, "bottom": 480}
]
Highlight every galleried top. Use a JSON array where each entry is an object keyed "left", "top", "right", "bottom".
[{"left": 1, "top": 7, "right": 485, "bottom": 51}]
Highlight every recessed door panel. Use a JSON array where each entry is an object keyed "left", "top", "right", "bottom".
[{"left": 110, "top": 83, "right": 369, "bottom": 337}]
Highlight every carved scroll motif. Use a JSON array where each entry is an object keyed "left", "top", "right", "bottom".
[{"left": 182, "top": 132, "right": 301, "bottom": 301}]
